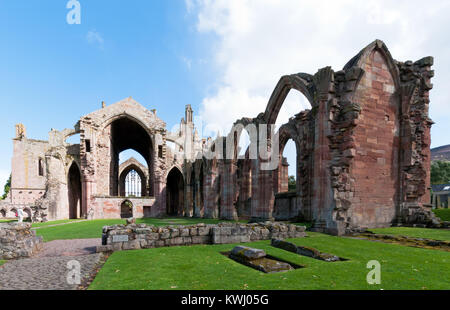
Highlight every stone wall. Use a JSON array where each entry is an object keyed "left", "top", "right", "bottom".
[
  {"left": 273, "top": 192, "right": 298, "bottom": 221},
  {"left": 97, "top": 221, "right": 306, "bottom": 253},
  {"left": 6, "top": 40, "right": 437, "bottom": 235},
  {"left": 91, "top": 196, "right": 156, "bottom": 219},
  {"left": 349, "top": 49, "right": 399, "bottom": 228},
  {"left": 0, "top": 223, "right": 43, "bottom": 260}
]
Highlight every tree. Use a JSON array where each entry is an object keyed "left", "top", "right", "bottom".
[
  {"left": 288, "top": 175, "right": 296, "bottom": 192},
  {"left": 2, "top": 174, "right": 11, "bottom": 200},
  {"left": 430, "top": 161, "right": 450, "bottom": 185}
]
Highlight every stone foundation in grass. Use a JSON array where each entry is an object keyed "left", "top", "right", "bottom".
[
  {"left": 271, "top": 238, "right": 344, "bottom": 262},
  {"left": 96, "top": 221, "right": 307, "bottom": 253},
  {"left": 0, "top": 222, "right": 43, "bottom": 260}
]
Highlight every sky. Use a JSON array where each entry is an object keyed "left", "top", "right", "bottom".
[{"left": 1, "top": 0, "right": 450, "bottom": 189}]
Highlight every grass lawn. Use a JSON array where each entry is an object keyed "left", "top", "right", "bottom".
[
  {"left": 32, "top": 219, "right": 84, "bottom": 228},
  {"left": 34, "top": 218, "right": 246, "bottom": 242},
  {"left": 433, "top": 208, "right": 450, "bottom": 221},
  {"left": 89, "top": 231, "right": 450, "bottom": 290},
  {"left": 369, "top": 227, "right": 450, "bottom": 241},
  {"left": 0, "top": 260, "right": 5, "bottom": 266},
  {"left": 0, "top": 219, "right": 16, "bottom": 223}
]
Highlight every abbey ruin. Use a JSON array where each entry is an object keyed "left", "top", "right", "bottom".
[{"left": 0, "top": 40, "right": 439, "bottom": 235}]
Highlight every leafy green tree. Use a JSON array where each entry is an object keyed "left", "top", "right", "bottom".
[
  {"left": 288, "top": 175, "right": 296, "bottom": 192},
  {"left": 2, "top": 174, "right": 11, "bottom": 200},
  {"left": 430, "top": 161, "right": 450, "bottom": 185}
]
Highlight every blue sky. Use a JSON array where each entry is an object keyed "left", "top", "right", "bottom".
[
  {"left": 1, "top": 0, "right": 450, "bottom": 188},
  {"left": 0, "top": 0, "right": 216, "bottom": 183}
]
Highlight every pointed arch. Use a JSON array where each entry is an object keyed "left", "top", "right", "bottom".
[
  {"left": 264, "top": 73, "right": 316, "bottom": 125},
  {"left": 166, "top": 166, "right": 185, "bottom": 216},
  {"left": 344, "top": 39, "right": 401, "bottom": 93},
  {"left": 67, "top": 161, "right": 82, "bottom": 219}
]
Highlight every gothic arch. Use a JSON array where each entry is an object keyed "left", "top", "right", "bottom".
[
  {"left": 68, "top": 161, "right": 82, "bottom": 219},
  {"left": 166, "top": 166, "right": 185, "bottom": 216},
  {"left": 264, "top": 73, "right": 316, "bottom": 125},
  {"left": 104, "top": 116, "right": 154, "bottom": 196},
  {"left": 119, "top": 163, "right": 147, "bottom": 197},
  {"left": 226, "top": 119, "right": 258, "bottom": 161}
]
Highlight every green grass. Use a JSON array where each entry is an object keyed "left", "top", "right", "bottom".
[
  {"left": 31, "top": 219, "right": 83, "bottom": 228},
  {"left": 34, "top": 218, "right": 246, "bottom": 242},
  {"left": 0, "top": 219, "right": 16, "bottom": 223},
  {"left": 369, "top": 227, "right": 450, "bottom": 241},
  {"left": 433, "top": 208, "right": 450, "bottom": 221},
  {"left": 0, "top": 260, "right": 5, "bottom": 267},
  {"left": 89, "top": 231, "right": 450, "bottom": 290}
]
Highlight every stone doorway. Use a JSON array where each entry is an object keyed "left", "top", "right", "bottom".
[
  {"left": 120, "top": 200, "right": 133, "bottom": 218},
  {"left": 68, "top": 162, "right": 82, "bottom": 219},
  {"left": 166, "top": 167, "right": 184, "bottom": 216}
]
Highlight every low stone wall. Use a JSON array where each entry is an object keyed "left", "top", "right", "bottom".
[
  {"left": 92, "top": 196, "right": 156, "bottom": 219},
  {"left": 0, "top": 223, "right": 43, "bottom": 260},
  {"left": 97, "top": 222, "right": 306, "bottom": 253}
]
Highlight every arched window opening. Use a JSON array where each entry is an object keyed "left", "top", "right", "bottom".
[
  {"left": 166, "top": 167, "right": 185, "bottom": 216},
  {"left": 283, "top": 139, "right": 297, "bottom": 193},
  {"left": 238, "top": 130, "right": 250, "bottom": 158},
  {"left": 109, "top": 117, "right": 153, "bottom": 197},
  {"left": 124, "top": 169, "right": 142, "bottom": 197},
  {"left": 68, "top": 162, "right": 82, "bottom": 219},
  {"left": 119, "top": 149, "right": 148, "bottom": 197},
  {"left": 65, "top": 133, "right": 80, "bottom": 145},
  {"left": 38, "top": 158, "right": 44, "bottom": 176},
  {"left": 275, "top": 90, "right": 311, "bottom": 131}
]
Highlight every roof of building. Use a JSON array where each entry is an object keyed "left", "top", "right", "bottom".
[{"left": 431, "top": 183, "right": 450, "bottom": 192}]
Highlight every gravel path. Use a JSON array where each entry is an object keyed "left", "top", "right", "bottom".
[
  {"left": 35, "top": 238, "right": 101, "bottom": 257},
  {"left": 0, "top": 238, "right": 104, "bottom": 290}
]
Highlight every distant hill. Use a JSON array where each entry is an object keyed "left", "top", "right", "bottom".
[{"left": 431, "top": 144, "right": 450, "bottom": 162}]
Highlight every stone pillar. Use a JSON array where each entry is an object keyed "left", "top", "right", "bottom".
[
  {"left": 203, "top": 168, "right": 218, "bottom": 218},
  {"left": 153, "top": 178, "right": 166, "bottom": 217},
  {"left": 250, "top": 159, "right": 274, "bottom": 222},
  {"left": 309, "top": 67, "right": 336, "bottom": 234},
  {"left": 184, "top": 185, "right": 192, "bottom": 217},
  {"left": 220, "top": 161, "right": 238, "bottom": 220},
  {"left": 194, "top": 180, "right": 202, "bottom": 217}
]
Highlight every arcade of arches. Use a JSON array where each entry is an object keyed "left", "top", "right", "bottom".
[{"left": 2, "top": 40, "right": 439, "bottom": 235}]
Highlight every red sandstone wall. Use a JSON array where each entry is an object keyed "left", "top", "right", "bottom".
[{"left": 351, "top": 50, "right": 400, "bottom": 228}]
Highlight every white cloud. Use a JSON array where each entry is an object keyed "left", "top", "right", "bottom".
[
  {"left": 86, "top": 30, "right": 104, "bottom": 47},
  {"left": 181, "top": 56, "right": 192, "bottom": 70},
  {"left": 187, "top": 0, "right": 450, "bottom": 149}
]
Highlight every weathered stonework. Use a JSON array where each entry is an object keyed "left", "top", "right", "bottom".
[
  {"left": 0, "top": 223, "right": 43, "bottom": 260},
  {"left": 2, "top": 40, "right": 438, "bottom": 235},
  {"left": 97, "top": 222, "right": 306, "bottom": 253}
]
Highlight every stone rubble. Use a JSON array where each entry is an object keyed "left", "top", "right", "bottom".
[{"left": 0, "top": 222, "right": 43, "bottom": 260}]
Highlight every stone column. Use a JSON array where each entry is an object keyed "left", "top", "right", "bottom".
[
  {"left": 203, "top": 168, "right": 218, "bottom": 218},
  {"left": 194, "top": 180, "right": 202, "bottom": 217},
  {"left": 220, "top": 161, "right": 238, "bottom": 220},
  {"left": 153, "top": 178, "right": 166, "bottom": 217}
]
